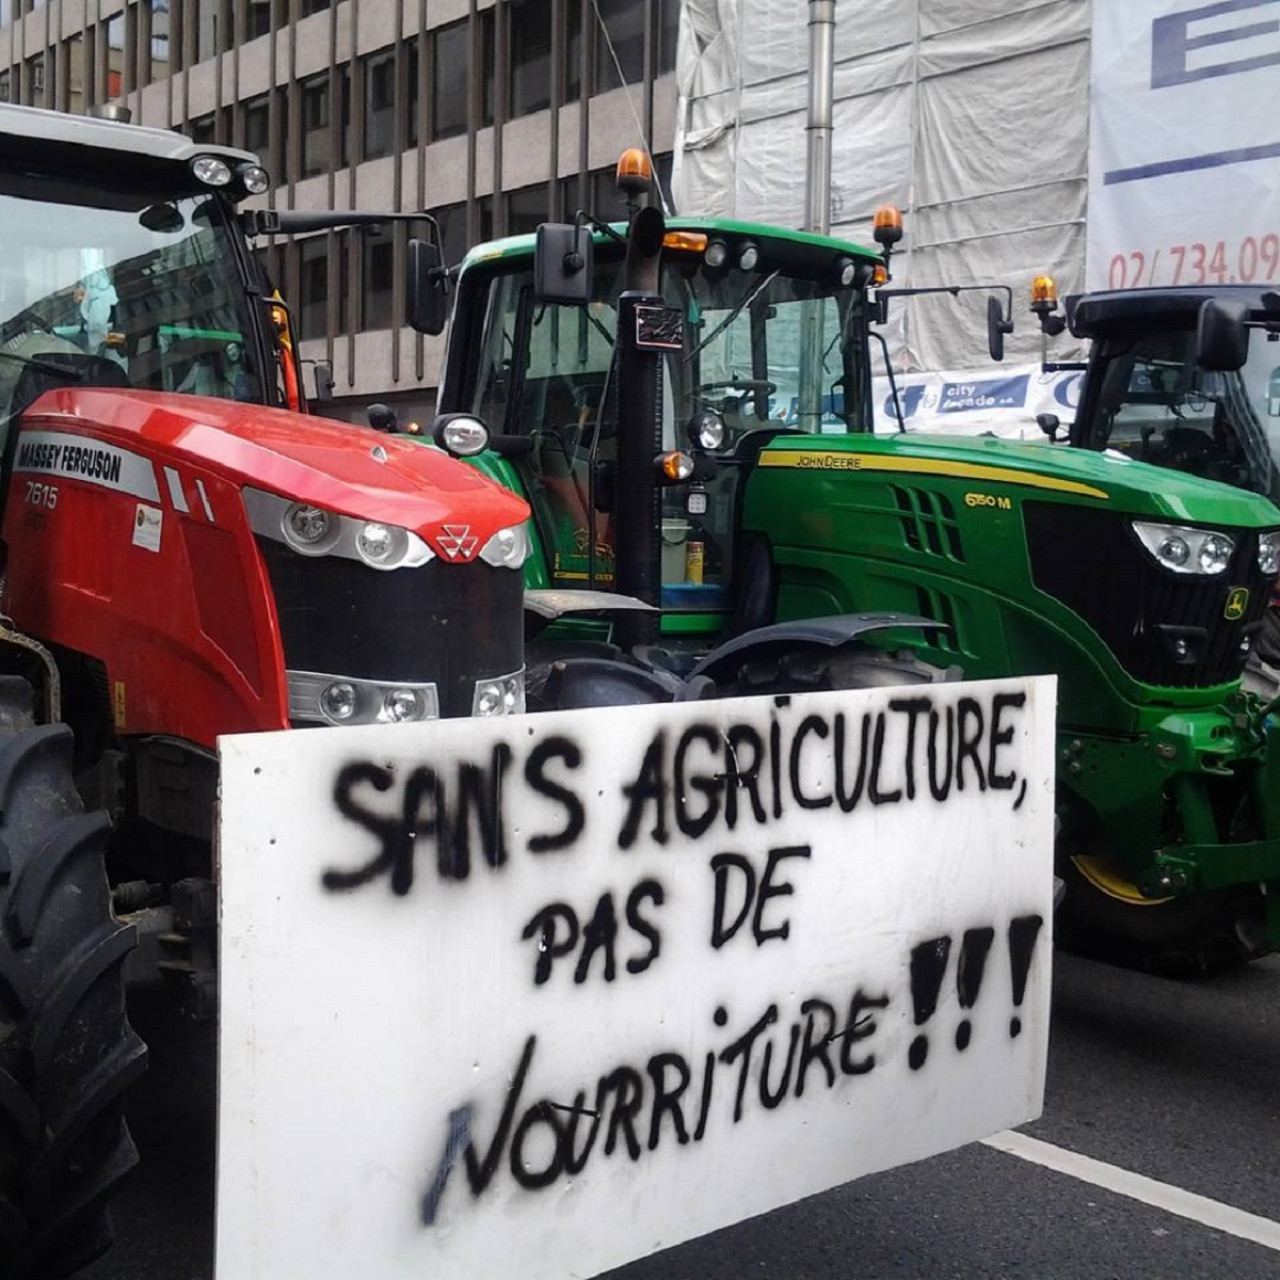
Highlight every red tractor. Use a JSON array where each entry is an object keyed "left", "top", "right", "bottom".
[{"left": 0, "top": 104, "right": 531, "bottom": 1275}]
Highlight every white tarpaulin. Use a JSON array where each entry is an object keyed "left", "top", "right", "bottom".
[
  {"left": 674, "top": 0, "right": 1091, "bottom": 373},
  {"left": 1087, "top": 1, "right": 1280, "bottom": 291},
  {"left": 217, "top": 681, "right": 1055, "bottom": 1279}
]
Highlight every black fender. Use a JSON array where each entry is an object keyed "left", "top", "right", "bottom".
[{"left": 688, "top": 613, "right": 948, "bottom": 684}]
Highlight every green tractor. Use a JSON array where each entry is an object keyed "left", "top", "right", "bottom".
[
  {"left": 426, "top": 175, "right": 1280, "bottom": 973},
  {"left": 1028, "top": 279, "right": 1280, "bottom": 671}
]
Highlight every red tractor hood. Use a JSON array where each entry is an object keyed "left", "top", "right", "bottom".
[{"left": 24, "top": 389, "right": 530, "bottom": 555}]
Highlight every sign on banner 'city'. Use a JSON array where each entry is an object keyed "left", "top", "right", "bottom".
[
  {"left": 216, "top": 680, "right": 1056, "bottom": 1280},
  {"left": 1088, "top": 1, "right": 1280, "bottom": 290}
]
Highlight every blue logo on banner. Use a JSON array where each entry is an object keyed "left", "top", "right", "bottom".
[
  {"left": 1052, "top": 373, "right": 1083, "bottom": 410},
  {"left": 938, "top": 375, "right": 1029, "bottom": 414},
  {"left": 883, "top": 384, "right": 928, "bottom": 421}
]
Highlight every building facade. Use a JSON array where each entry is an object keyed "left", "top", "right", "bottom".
[{"left": 0, "top": 0, "right": 679, "bottom": 419}]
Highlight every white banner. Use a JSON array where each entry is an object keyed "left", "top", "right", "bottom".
[
  {"left": 217, "top": 681, "right": 1056, "bottom": 1280},
  {"left": 1088, "top": 1, "right": 1280, "bottom": 290},
  {"left": 869, "top": 362, "right": 1084, "bottom": 438}
]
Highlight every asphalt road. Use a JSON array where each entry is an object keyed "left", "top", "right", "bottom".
[{"left": 80, "top": 950, "right": 1280, "bottom": 1280}]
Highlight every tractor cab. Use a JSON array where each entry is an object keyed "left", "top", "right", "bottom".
[
  {"left": 0, "top": 103, "right": 449, "bottom": 431},
  {"left": 1031, "top": 281, "right": 1280, "bottom": 501},
  {"left": 0, "top": 105, "right": 282, "bottom": 434},
  {"left": 442, "top": 193, "right": 881, "bottom": 636}
]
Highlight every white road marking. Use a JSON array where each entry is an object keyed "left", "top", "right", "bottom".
[{"left": 983, "top": 1131, "right": 1280, "bottom": 1253}]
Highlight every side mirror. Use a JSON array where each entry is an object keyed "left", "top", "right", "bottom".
[
  {"left": 1196, "top": 298, "right": 1249, "bottom": 371},
  {"left": 534, "top": 223, "right": 593, "bottom": 305},
  {"left": 312, "top": 362, "right": 335, "bottom": 404},
  {"left": 988, "top": 295, "right": 1014, "bottom": 362},
  {"left": 368, "top": 402, "right": 398, "bottom": 433},
  {"left": 406, "top": 238, "right": 449, "bottom": 336},
  {"left": 1036, "top": 412, "right": 1061, "bottom": 442}
]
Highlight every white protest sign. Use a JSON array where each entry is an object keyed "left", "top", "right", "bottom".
[
  {"left": 216, "top": 678, "right": 1056, "bottom": 1280},
  {"left": 1088, "top": 1, "right": 1280, "bottom": 290}
]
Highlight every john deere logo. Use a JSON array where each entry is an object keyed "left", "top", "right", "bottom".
[{"left": 1224, "top": 587, "right": 1250, "bottom": 620}]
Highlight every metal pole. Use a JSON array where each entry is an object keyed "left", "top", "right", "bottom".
[
  {"left": 799, "top": 0, "right": 836, "bottom": 431},
  {"left": 804, "top": 0, "right": 835, "bottom": 236}
]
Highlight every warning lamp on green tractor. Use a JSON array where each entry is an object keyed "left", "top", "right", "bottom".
[
  {"left": 872, "top": 204, "right": 903, "bottom": 277},
  {"left": 616, "top": 147, "right": 653, "bottom": 217},
  {"left": 1031, "top": 274, "right": 1068, "bottom": 336}
]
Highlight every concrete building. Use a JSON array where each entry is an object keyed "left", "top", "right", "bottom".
[{"left": 0, "top": 0, "right": 679, "bottom": 419}]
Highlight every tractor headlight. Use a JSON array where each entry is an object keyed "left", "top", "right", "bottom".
[
  {"left": 1133, "top": 521, "right": 1235, "bottom": 575},
  {"left": 689, "top": 409, "right": 726, "bottom": 452},
  {"left": 1258, "top": 531, "right": 1280, "bottom": 577},
  {"left": 237, "top": 162, "right": 271, "bottom": 195},
  {"left": 289, "top": 672, "right": 441, "bottom": 726},
  {"left": 283, "top": 503, "right": 339, "bottom": 554},
  {"left": 191, "top": 155, "right": 233, "bottom": 187},
  {"left": 356, "top": 521, "right": 409, "bottom": 567},
  {"left": 433, "top": 413, "right": 490, "bottom": 458},
  {"left": 479, "top": 523, "right": 531, "bottom": 569},
  {"left": 472, "top": 669, "right": 526, "bottom": 717},
  {"left": 246, "top": 489, "right": 435, "bottom": 570}
]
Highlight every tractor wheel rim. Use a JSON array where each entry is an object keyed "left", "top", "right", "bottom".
[{"left": 1071, "top": 853, "right": 1175, "bottom": 906}]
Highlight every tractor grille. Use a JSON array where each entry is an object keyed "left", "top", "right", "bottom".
[
  {"left": 256, "top": 540, "right": 523, "bottom": 718},
  {"left": 891, "top": 485, "right": 965, "bottom": 562},
  {"left": 1024, "top": 503, "right": 1275, "bottom": 688}
]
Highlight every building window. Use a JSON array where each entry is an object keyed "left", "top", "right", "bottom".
[
  {"left": 0, "top": 1, "right": 11, "bottom": 31},
  {"left": 593, "top": 0, "right": 644, "bottom": 92},
  {"left": 244, "top": 92, "right": 270, "bottom": 158},
  {"left": 478, "top": 195, "right": 494, "bottom": 244},
  {"left": 298, "top": 237, "right": 329, "bottom": 341},
  {"left": 145, "top": 0, "right": 172, "bottom": 85},
  {"left": 277, "top": 88, "right": 290, "bottom": 183},
  {"left": 506, "top": 184, "right": 547, "bottom": 237},
  {"left": 361, "top": 228, "right": 395, "bottom": 331},
  {"left": 190, "top": 111, "right": 215, "bottom": 143},
  {"left": 480, "top": 8, "right": 495, "bottom": 125},
  {"left": 406, "top": 41, "right": 420, "bottom": 148},
  {"left": 433, "top": 202, "right": 467, "bottom": 268},
  {"left": 247, "top": 0, "right": 270, "bottom": 40},
  {"left": 655, "top": 0, "right": 679, "bottom": 75},
  {"left": 566, "top": 0, "right": 581, "bottom": 102},
  {"left": 362, "top": 47, "right": 395, "bottom": 161},
  {"left": 508, "top": 0, "right": 552, "bottom": 118},
  {"left": 0, "top": 71, "right": 9, "bottom": 102},
  {"left": 193, "top": 0, "right": 231, "bottom": 63},
  {"left": 25, "top": 53, "right": 45, "bottom": 108},
  {"left": 338, "top": 63, "right": 352, "bottom": 167},
  {"left": 301, "top": 0, "right": 330, "bottom": 16},
  {"left": 105, "top": 13, "right": 125, "bottom": 98},
  {"left": 431, "top": 20, "right": 467, "bottom": 141},
  {"left": 301, "top": 73, "right": 330, "bottom": 178}
]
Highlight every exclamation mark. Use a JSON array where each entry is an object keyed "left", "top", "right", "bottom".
[
  {"left": 907, "top": 936, "right": 952, "bottom": 1070},
  {"left": 1007, "top": 914, "right": 1044, "bottom": 1038},
  {"left": 954, "top": 926, "right": 995, "bottom": 1051}
]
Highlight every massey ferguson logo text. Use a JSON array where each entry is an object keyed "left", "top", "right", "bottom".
[
  {"left": 437, "top": 525, "right": 479, "bottom": 560},
  {"left": 16, "top": 439, "right": 123, "bottom": 485}
]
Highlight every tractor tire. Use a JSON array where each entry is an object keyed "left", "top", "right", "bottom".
[
  {"left": 0, "top": 677, "right": 146, "bottom": 1278},
  {"left": 1054, "top": 843, "right": 1270, "bottom": 976}
]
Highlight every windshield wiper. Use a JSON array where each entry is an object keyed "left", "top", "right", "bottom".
[
  {"left": 685, "top": 271, "right": 779, "bottom": 364},
  {"left": 0, "top": 350, "right": 87, "bottom": 382}
]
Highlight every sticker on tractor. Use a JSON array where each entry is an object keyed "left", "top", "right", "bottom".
[
  {"left": 1225, "top": 587, "right": 1250, "bottom": 620},
  {"left": 634, "top": 304, "right": 684, "bottom": 350},
  {"left": 113, "top": 681, "right": 126, "bottom": 730},
  {"left": 132, "top": 503, "right": 162, "bottom": 553},
  {"left": 217, "top": 678, "right": 1056, "bottom": 1280}
]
